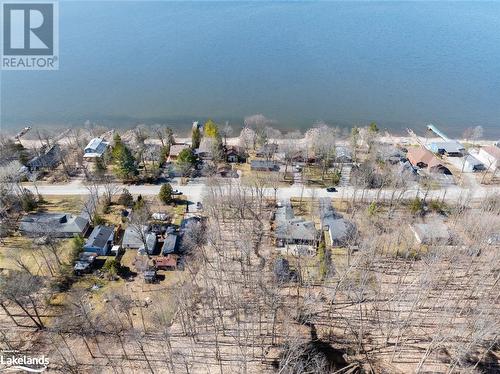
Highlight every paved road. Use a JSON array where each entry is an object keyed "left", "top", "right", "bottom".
[{"left": 25, "top": 178, "right": 500, "bottom": 204}]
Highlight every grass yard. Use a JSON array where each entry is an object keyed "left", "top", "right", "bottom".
[
  {"left": 303, "top": 166, "right": 340, "bottom": 187},
  {"left": 38, "top": 195, "right": 85, "bottom": 214}
]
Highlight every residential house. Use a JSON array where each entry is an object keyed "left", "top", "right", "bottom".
[
  {"left": 167, "top": 144, "right": 190, "bottom": 163},
  {"left": 19, "top": 212, "right": 90, "bottom": 238},
  {"left": 122, "top": 225, "right": 148, "bottom": 249},
  {"left": 250, "top": 159, "right": 279, "bottom": 171},
  {"left": 83, "top": 138, "right": 109, "bottom": 159},
  {"left": 274, "top": 200, "right": 318, "bottom": 247},
  {"left": 140, "top": 232, "right": 157, "bottom": 255},
  {"left": 407, "top": 147, "right": 452, "bottom": 175},
  {"left": 84, "top": 225, "right": 115, "bottom": 256},
  {"left": 216, "top": 164, "right": 236, "bottom": 178},
  {"left": 256, "top": 143, "right": 278, "bottom": 158},
  {"left": 477, "top": 146, "right": 500, "bottom": 171},
  {"left": 196, "top": 138, "right": 216, "bottom": 160},
  {"left": 410, "top": 221, "right": 450, "bottom": 245},
  {"left": 428, "top": 141, "right": 465, "bottom": 157},
  {"left": 26, "top": 144, "right": 61, "bottom": 172},
  {"left": 378, "top": 146, "right": 406, "bottom": 164},
  {"left": 319, "top": 198, "right": 356, "bottom": 246},
  {"left": 462, "top": 155, "right": 485, "bottom": 172},
  {"left": 225, "top": 146, "right": 247, "bottom": 163},
  {"left": 335, "top": 146, "right": 353, "bottom": 163}
]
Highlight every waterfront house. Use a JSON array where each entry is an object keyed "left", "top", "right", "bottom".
[
  {"left": 84, "top": 225, "right": 115, "bottom": 256},
  {"left": 196, "top": 138, "right": 216, "bottom": 160},
  {"left": 167, "top": 144, "right": 190, "bottom": 163},
  {"left": 462, "top": 155, "right": 485, "bottom": 172},
  {"left": 335, "top": 146, "right": 353, "bottom": 163},
  {"left": 19, "top": 212, "right": 90, "bottom": 238},
  {"left": 477, "top": 146, "right": 500, "bottom": 170},
  {"left": 250, "top": 159, "right": 279, "bottom": 171},
  {"left": 256, "top": 143, "right": 278, "bottom": 158},
  {"left": 407, "top": 147, "right": 452, "bottom": 175},
  {"left": 83, "top": 138, "right": 109, "bottom": 159},
  {"left": 428, "top": 141, "right": 465, "bottom": 157},
  {"left": 26, "top": 144, "right": 61, "bottom": 172},
  {"left": 225, "top": 146, "right": 247, "bottom": 163}
]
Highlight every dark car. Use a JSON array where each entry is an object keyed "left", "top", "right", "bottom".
[{"left": 326, "top": 187, "right": 337, "bottom": 192}]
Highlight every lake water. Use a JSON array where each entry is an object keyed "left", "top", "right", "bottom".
[{"left": 1, "top": 1, "right": 500, "bottom": 137}]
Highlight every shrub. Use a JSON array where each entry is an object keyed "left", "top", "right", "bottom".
[
  {"left": 118, "top": 188, "right": 134, "bottom": 207},
  {"left": 92, "top": 213, "right": 106, "bottom": 226},
  {"left": 20, "top": 189, "right": 38, "bottom": 212},
  {"left": 409, "top": 197, "right": 424, "bottom": 215},
  {"left": 103, "top": 258, "right": 121, "bottom": 276}
]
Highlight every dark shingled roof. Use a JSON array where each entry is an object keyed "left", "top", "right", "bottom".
[{"left": 86, "top": 225, "right": 114, "bottom": 249}]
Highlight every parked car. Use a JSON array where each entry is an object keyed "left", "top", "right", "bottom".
[
  {"left": 326, "top": 187, "right": 337, "bottom": 192},
  {"left": 196, "top": 202, "right": 203, "bottom": 210},
  {"left": 172, "top": 190, "right": 183, "bottom": 195}
]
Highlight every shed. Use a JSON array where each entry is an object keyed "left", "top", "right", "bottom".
[
  {"left": 154, "top": 254, "right": 178, "bottom": 270},
  {"left": 410, "top": 222, "right": 450, "bottom": 245}
]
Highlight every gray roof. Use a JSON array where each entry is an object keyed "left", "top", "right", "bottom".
[
  {"left": 463, "top": 154, "right": 484, "bottom": 167},
  {"left": 162, "top": 233, "right": 178, "bottom": 254},
  {"left": 275, "top": 199, "right": 317, "bottom": 242},
  {"left": 336, "top": 146, "right": 352, "bottom": 160},
  {"left": 197, "top": 138, "right": 216, "bottom": 155},
  {"left": 429, "top": 141, "right": 465, "bottom": 154},
  {"left": 84, "top": 138, "right": 108, "bottom": 157},
  {"left": 145, "top": 233, "right": 157, "bottom": 253},
  {"left": 85, "top": 225, "right": 114, "bottom": 249},
  {"left": 122, "top": 225, "right": 148, "bottom": 248},
  {"left": 27, "top": 144, "right": 61, "bottom": 170},
  {"left": 319, "top": 198, "right": 355, "bottom": 245},
  {"left": 275, "top": 218, "right": 317, "bottom": 241},
  {"left": 251, "top": 159, "right": 279, "bottom": 170},
  {"left": 19, "top": 213, "right": 88, "bottom": 236}
]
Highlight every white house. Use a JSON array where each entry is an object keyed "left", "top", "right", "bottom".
[
  {"left": 476, "top": 146, "right": 500, "bottom": 171},
  {"left": 83, "top": 138, "right": 109, "bottom": 159}
]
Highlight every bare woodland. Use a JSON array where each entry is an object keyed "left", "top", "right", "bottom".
[{"left": 0, "top": 174, "right": 499, "bottom": 373}]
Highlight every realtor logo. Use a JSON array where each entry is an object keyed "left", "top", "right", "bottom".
[{"left": 1, "top": 1, "right": 58, "bottom": 70}]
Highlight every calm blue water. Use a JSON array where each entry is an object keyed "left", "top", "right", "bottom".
[{"left": 1, "top": 1, "right": 500, "bottom": 137}]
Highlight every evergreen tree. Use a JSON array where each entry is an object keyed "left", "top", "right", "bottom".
[
  {"left": 192, "top": 127, "right": 202, "bottom": 149},
  {"left": 159, "top": 183, "right": 173, "bottom": 204}
]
